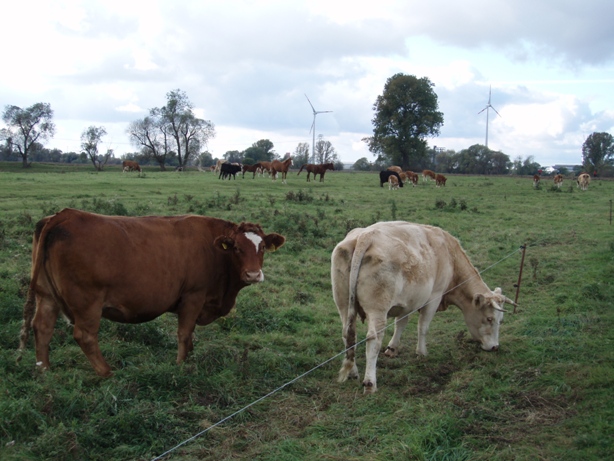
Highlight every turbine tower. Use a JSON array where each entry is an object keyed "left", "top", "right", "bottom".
[
  {"left": 478, "top": 86, "right": 501, "bottom": 148},
  {"left": 305, "top": 94, "right": 332, "bottom": 163}
]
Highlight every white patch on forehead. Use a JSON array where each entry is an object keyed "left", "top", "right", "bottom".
[{"left": 244, "top": 232, "right": 263, "bottom": 251}]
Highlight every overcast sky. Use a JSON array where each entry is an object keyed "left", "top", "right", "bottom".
[{"left": 2, "top": 0, "right": 613, "bottom": 167}]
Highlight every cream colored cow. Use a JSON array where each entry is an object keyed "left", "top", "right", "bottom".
[
  {"left": 577, "top": 173, "right": 590, "bottom": 191},
  {"left": 388, "top": 175, "right": 399, "bottom": 190},
  {"left": 331, "top": 221, "right": 516, "bottom": 393}
]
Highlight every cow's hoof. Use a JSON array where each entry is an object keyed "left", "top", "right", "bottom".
[
  {"left": 384, "top": 346, "right": 398, "bottom": 357},
  {"left": 362, "top": 381, "right": 376, "bottom": 394}
]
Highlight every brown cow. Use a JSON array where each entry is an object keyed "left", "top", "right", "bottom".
[
  {"left": 388, "top": 175, "right": 400, "bottom": 190},
  {"left": 271, "top": 157, "right": 293, "bottom": 184},
  {"left": 405, "top": 171, "right": 419, "bottom": 187},
  {"left": 17, "top": 208, "right": 286, "bottom": 377},
  {"left": 122, "top": 160, "right": 141, "bottom": 174},
  {"left": 422, "top": 169, "right": 436, "bottom": 183},
  {"left": 435, "top": 174, "right": 447, "bottom": 187},
  {"left": 533, "top": 174, "right": 540, "bottom": 188},
  {"left": 297, "top": 162, "right": 334, "bottom": 182},
  {"left": 387, "top": 166, "right": 403, "bottom": 174},
  {"left": 553, "top": 174, "right": 563, "bottom": 189}
]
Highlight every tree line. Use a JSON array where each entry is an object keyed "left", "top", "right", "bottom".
[{"left": 2, "top": 76, "right": 613, "bottom": 175}]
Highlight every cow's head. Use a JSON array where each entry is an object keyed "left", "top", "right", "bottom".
[
  {"left": 214, "top": 223, "right": 285, "bottom": 284},
  {"left": 465, "top": 287, "right": 514, "bottom": 352}
]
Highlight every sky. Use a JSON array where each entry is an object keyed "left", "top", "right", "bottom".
[{"left": 1, "top": 0, "right": 613, "bottom": 167}]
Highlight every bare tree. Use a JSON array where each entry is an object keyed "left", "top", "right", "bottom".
[
  {"left": 127, "top": 114, "right": 172, "bottom": 170},
  {"left": 81, "top": 126, "right": 110, "bottom": 171},
  {"left": 2, "top": 103, "right": 55, "bottom": 168},
  {"left": 314, "top": 135, "right": 338, "bottom": 164}
]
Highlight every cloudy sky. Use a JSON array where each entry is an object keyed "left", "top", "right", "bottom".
[{"left": 2, "top": 0, "right": 613, "bottom": 167}]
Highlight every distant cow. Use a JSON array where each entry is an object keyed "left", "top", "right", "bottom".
[
  {"left": 331, "top": 221, "right": 516, "bottom": 393},
  {"left": 435, "top": 174, "right": 447, "bottom": 187},
  {"left": 388, "top": 174, "right": 400, "bottom": 190},
  {"left": 405, "top": 171, "right": 419, "bottom": 187},
  {"left": 379, "top": 171, "right": 403, "bottom": 188},
  {"left": 577, "top": 173, "right": 590, "bottom": 191},
  {"left": 214, "top": 159, "right": 224, "bottom": 174},
  {"left": 533, "top": 174, "right": 540, "bottom": 188},
  {"left": 17, "top": 208, "right": 286, "bottom": 377},
  {"left": 387, "top": 166, "right": 403, "bottom": 174},
  {"left": 553, "top": 174, "right": 563, "bottom": 188},
  {"left": 219, "top": 162, "right": 242, "bottom": 180},
  {"left": 422, "top": 170, "right": 436, "bottom": 183},
  {"left": 122, "top": 160, "right": 141, "bottom": 174}
]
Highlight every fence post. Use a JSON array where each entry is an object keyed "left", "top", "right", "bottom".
[{"left": 513, "top": 245, "right": 526, "bottom": 313}]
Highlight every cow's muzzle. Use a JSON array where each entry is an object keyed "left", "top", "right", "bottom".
[{"left": 243, "top": 270, "right": 264, "bottom": 284}]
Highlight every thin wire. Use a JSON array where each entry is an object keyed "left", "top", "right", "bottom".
[{"left": 151, "top": 246, "right": 522, "bottom": 460}]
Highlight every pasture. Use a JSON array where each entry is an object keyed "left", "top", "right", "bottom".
[{"left": 0, "top": 163, "right": 612, "bottom": 460}]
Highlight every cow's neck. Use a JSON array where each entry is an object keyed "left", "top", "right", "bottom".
[{"left": 445, "top": 253, "right": 489, "bottom": 312}]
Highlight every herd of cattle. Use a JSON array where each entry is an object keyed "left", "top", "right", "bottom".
[{"left": 533, "top": 172, "right": 592, "bottom": 190}]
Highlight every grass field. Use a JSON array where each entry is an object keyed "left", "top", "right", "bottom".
[{"left": 0, "top": 162, "right": 612, "bottom": 460}]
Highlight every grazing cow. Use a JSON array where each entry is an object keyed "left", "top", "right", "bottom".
[
  {"left": 122, "top": 160, "right": 141, "bottom": 174},
  {"left": 297, "top": 162, "right": 335, "bottom": 182},
  {"left": 533, "top": 174, "right": 540, "bottom": 188},
  {"left": 379, "top": 171, "right": 404, "bottom": 188},
  {"left": 219, "top": 162, "right": 242, "bottom": 180},
  {"left": 405, "top": 171, "right": 419, "bottom": 187},
  {"left": 388, "top": 175, "right": 400, "bottom": 190},
  {"left": 435, "top": 174, "right": 447, "bottom": 187},
  {"left": 271, "top": 157, "right": 293, "bottom": 184},
  {"left": 331, "top": 221, "right": 516, "bottom": 393},
  {"left": 577, "top": 173, "right": 590, "bottom": 191},
  {"left": 553, "top": 174, "right": 563, "bottom": 189},
  {"left": 422, "top": 169, "right": 436, "bottom": 183},
  {"left": 387, "top": 166, "right": 403, "bottom": 174},
  {"left": 242, "top": 163, "right": 262, "bottom": 179},
  {"left": 17, "top": 208, "right": 286, "bottom": 377}
]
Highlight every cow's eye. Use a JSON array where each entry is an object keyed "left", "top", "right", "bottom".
[{"left": 486, "top": 317, "right": 494, "bottom": 324}]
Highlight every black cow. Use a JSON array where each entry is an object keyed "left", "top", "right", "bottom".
[
  {"left": 379, "top": 171, "right": 404, "bottom": 187},
  {"left": 219, "top": 163, "right": 242, "bottom": 180}
]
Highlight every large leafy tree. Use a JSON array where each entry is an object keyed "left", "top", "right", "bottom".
[
  {"left": 582, "top": 132, "right": 614, "bottom": 175},
  {"left": 2, "top": 103, "right": 55, "bottom": 168},
  {"left": 157, "top": 89, "right": 215, "bottom": 168},
  {"left": 363, "top": 74, "right": 443, "bottom": 169}
]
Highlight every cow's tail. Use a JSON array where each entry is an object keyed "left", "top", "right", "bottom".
[
  {"left": 297, "top": 164, "right": 305, "bottom": 176},
  {"left": 17, "top": 213, "right": 59, "bottom": 359},
  {"left": 338, "top": 232, "right": 372, "bottom": 382}
]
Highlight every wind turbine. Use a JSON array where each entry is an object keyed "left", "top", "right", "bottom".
[
  {"left": 305, "top": 94, "right": 332, "bottom": 163},
  {"left": 477, "top": 86, "right": 501, "bottom": 148}
]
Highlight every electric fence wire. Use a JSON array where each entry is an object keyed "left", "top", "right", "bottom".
[{"left": 151, "top": 245, "right": 523, "bottom": 460}]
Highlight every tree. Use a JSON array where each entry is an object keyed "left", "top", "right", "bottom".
[
  {"left": 2, "top": 103, "right": 55, "bottom": 168},
  {"left": 582, "top": 132, "right": 614, "bottom": 175},
  {"left": 352, "top": 157, "right": 372, "bottom": 171},
  {"left": 81, "top": 126, "right": 111, "bottom": 171},
  {"left": 292, "top": 142, "right": 311, "bottom": 169},
  {"left": 127, "top": 114, "right": 173, "bottom": 170},
  {"left": 314, "top": 135, "right": 339, "bottom": 164},
  {"left": 453, "top": 144, "right": 510, "bottom": 175},
  {"left": 363, "top": 74, "right": 443, "bottom": 169},
  {"left": 158, "top": 89, "right": 215, "bottom": 168},
  {"left": 251, "top": 139, "right": 275, "bottom": 161}
]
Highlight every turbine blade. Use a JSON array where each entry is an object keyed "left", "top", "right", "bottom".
[
  {"left": 491, "top": 106, "right": 502, "bottom": 117},
  {"left": 309, "top": 117, "right": 315, "bottom": 134},
  {"left": 305, "top": 94, "right": 316, "bottom": 113},
  {"left": 478, "top": 107, "right": 488, "bottom": 115}
]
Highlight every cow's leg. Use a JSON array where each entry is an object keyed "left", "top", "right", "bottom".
[
  {"left": 363, "top": 312, "right": 387, "bottom": 393},
  {"left": 416, "top": 296, "right": 441, "bottom": 356},
  {"left": 176, "top": 299, "right": 203, "bottom": 363},
  {"left": 72, "top": 313, "right": 111, "bottom": 377},
  {"left": 385, "top": 315, "right": 410, "bottom": 358},
  {"left": 31, "top": 296, "right": 60, "bottom": 370},
  {"left": 338, "top": 306, "right": 359, "bottom": 382}
]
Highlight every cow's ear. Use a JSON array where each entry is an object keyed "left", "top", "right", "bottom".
[
  {"left": 214, "top": 236, "right": 235, "bottom": 251},
  {"left": 473, "top": 293, "right": 485, "bottom": 308},
  {"left": 264, "top": 233, "right": 286, "bottom": 252}
]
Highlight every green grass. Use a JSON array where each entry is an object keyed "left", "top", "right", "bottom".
[{"left": 0, "top": 163, "right": 612, "bottom": 460}]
